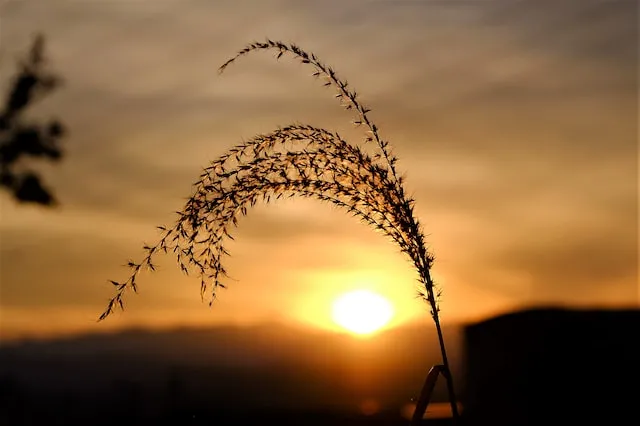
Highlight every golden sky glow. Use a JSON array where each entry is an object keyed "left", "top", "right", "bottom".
[{"left": 0, "top": 0, "right": 637, "bottom": 340}]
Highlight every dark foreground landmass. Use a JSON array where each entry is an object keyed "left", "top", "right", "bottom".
[
  {"left": 1, "top": 307, "right": 638, "bottom": 425},
  {"left": 0, "top": 322, "right": 461, "bottom": 425}
]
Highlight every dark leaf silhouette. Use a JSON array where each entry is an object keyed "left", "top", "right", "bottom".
[{"left": 13, "top": 172, "right": 56, "bottom": 205}]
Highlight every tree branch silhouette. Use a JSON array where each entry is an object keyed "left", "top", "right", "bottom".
[{"left": 0, "top": 34, "right": 65, "bottom": 206}]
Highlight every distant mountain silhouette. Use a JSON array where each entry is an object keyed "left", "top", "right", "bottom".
[{"left": 0, "top": 322, "right": 462, "bottom": 425}]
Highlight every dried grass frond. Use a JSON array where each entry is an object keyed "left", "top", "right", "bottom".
[
  {"left": 99, "top": 38, "right": 460, "bottom": 423},
  {"left": 100, "top": 40, "right": 437, "bottom": 323}
]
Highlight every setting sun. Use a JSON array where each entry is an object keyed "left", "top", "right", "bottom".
[{"left": 331, "top": 290, "right": 394, "bottom": 335}]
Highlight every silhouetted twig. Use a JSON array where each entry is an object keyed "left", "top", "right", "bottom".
[{"left": 0, "top": 34, "right": 65, "bottom": 206}]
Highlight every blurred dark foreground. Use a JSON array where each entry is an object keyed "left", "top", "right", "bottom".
[
  {"left": 1, "top": 307, "right": 638, "bottom": 425},
  {"left": 0, "top": 321, "right": 457, "bottom": 426}
]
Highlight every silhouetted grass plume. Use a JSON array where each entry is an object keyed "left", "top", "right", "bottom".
[{"left": 100, "top": 39, "right": 460, "bottom": 421}]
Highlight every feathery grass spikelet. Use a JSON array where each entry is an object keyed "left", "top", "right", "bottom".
[
  {"left": 98, "top": 39, "right": 461, "bottom": 423},
  {"left": 100, "top": 41, "right": 441, "bottom": 321}
]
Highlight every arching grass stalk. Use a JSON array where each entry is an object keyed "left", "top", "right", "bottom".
[{"left": 99, "top": 40, "right": 460, "bottom": 422}]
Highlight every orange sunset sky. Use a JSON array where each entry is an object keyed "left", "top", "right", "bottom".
[{"left": 0, "top": 0, "right": 637, "bottom": 340}]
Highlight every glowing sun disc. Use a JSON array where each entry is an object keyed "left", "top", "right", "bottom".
[{"left": 331, "top": 290, "right": 394, "bottom": 335}]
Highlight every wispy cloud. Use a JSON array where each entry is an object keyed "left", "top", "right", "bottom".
[{"left": 1, "top": 0, "right": 636, "bottom": 338}]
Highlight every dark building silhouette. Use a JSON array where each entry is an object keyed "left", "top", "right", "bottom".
[{"left": 462, "top": 307, "right": 640, "bottom": 425}]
